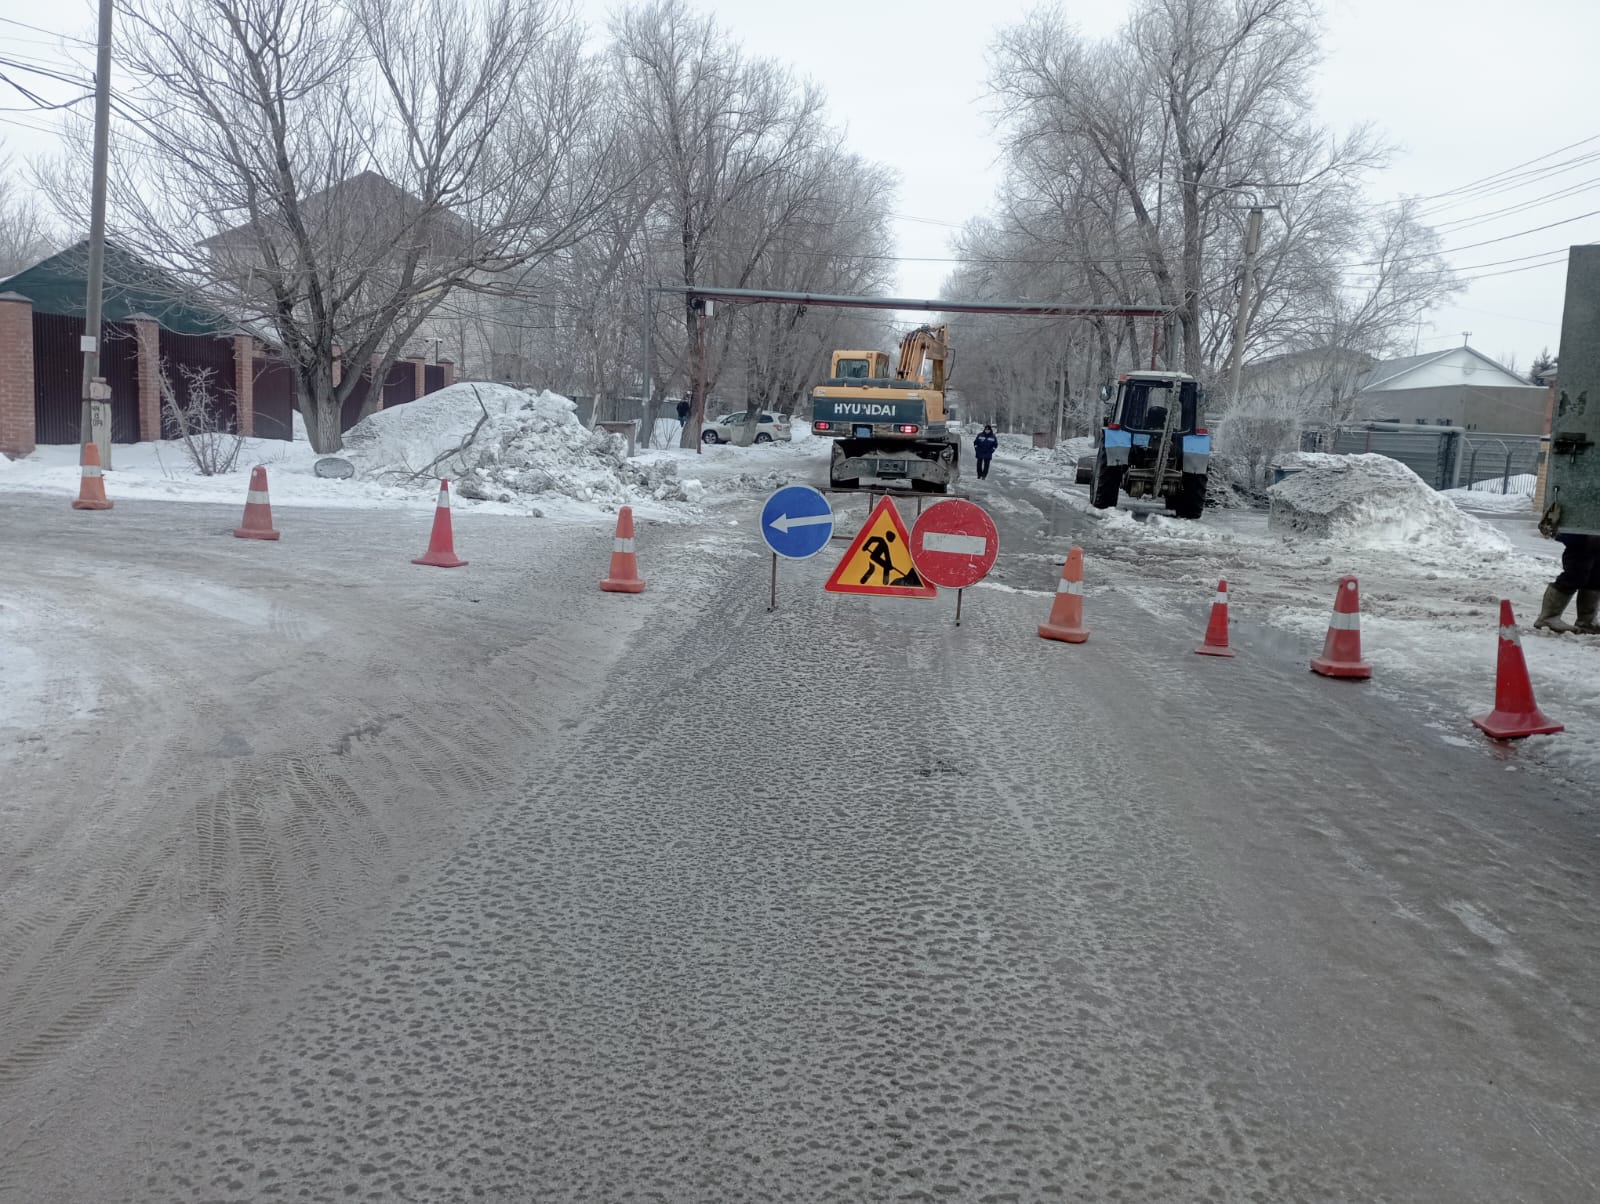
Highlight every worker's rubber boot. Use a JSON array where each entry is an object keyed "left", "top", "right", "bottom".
[
  {"left": 1534, "top": 585, "right": 1577, "bottom": 633},
  {"left": 1577, "top": 590, "right": 1600, "bottom": 634}
]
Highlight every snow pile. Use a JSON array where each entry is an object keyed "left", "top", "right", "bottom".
[
  {"left": 1467, "top": 472, "right": 1536, "bottom": 496},
  {"left": 342, "top": 383, "right": 536, "bottom": 478},
  {"left": 1004, "top": 435, "right": 1096, "bottom": 474},
  {"left": 343, "top": 384, "right": 694, "bottom": 507},
  {"left": 1268, "top": 453, "right": 1512, "bottom": 555}
]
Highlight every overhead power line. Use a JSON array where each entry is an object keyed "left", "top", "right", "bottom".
[{"left": 1414, "top": 132, "right": 1600, "bottom": 205}]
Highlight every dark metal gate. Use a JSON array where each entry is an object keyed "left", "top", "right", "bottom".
[
  {"left": 339, "top": 374, "right": 372, "bottom": 433},
  {"left": 32, "top": 313, "right": 142, "bottom": 443},
  {"left": 380, "top": 361, "right": 415, "bottom": 408},
  {"left": 424, "top": 364, "right": 445, "bottom": 395},
  {"left": 251, "top": 354, "right": 296, "bottom": 441},
  {"left": 101, "top": 323, "right": 141, "bottom": 442},
  {"left": 157, "top": 330, "right": 238, "bottom": 438}
]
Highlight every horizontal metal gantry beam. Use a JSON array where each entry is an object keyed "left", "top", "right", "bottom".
[{"left": 652, "top": 284, "right": 1170, "bottom": 320}]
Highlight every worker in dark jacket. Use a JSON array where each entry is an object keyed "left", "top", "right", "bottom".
[
  {"left": 974, "top": 425, "right": 998, "bottom": 480},
  {"left": 1537, "top": 532, "right": 1600, "bottom": 633}
]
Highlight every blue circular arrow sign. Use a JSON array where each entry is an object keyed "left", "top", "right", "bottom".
[{"left": 760, "top": 485, "right": 834, "bottom": 559}]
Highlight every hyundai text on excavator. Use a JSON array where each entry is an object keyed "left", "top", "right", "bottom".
[{"left": 809, "top": 324, "right": 961, "bottom": 492}]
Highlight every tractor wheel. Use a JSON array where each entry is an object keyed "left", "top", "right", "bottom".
[
  {"left": 1174, "top": 472, "right": 1207, "bottom": 520},
  {"left": 1089, "top": 451, "right": 1122, "bottom": 509}
]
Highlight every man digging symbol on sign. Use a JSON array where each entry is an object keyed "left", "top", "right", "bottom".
[
  {"left": 823, "top": 495, "right": 937, "bottom": 599},
  {"left": 857, "top": 528, "right": 921, "bottom": 585}
]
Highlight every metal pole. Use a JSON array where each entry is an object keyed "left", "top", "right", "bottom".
[
  {"left": 1225, "top": 207, "right": 1265, "bottom": 410},
  {"left": 1053, "top": 362, "right": 1066, "bottom": 449},
  {"left": 955, "top": 588, "right": 964, "bottom": 626},
  {"left": 692, "top": 299, "right": 709, "bottom": 454},
  {"left": 769, "top": 552, "right": 777, "bottom": 612},
  {"left": 641, "top": 284, "right": 652, "bottom": 436},
  {"left": 80, "top": 0, "right": 115, "bottom": 467}
]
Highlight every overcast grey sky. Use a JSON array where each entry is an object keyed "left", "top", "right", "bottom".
[{"left": 3, "top": 0, "right": 1596, "bottom": 369}]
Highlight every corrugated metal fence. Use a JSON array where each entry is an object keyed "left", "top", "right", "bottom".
[{"left": 1301, "top": 424, "right": 1543, "bottom": 492}]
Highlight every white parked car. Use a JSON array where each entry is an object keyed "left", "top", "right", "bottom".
[{"left": 702, "top": 410, "right": 793, "bottom": 444}]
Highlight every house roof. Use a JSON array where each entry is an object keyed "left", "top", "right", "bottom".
[
  {"left": 1241, "top": 345, "right": 1375, "bottom": 378},
  {"left": 199, "top": 171, "right": 475, "bottom": 252},
  {"left": 1359, "top": 345, "right": 1530, "bottom": 392},
  {"left": 3, "top": 240, "right": 237, "bottom": 336}
]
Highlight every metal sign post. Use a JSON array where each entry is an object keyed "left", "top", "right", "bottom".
[
  {"left": 760, "top": 484, "right": 834, "bottom": 610},
  {"left": 909, "top": 499, "right": 1000, "bottom": 626}
]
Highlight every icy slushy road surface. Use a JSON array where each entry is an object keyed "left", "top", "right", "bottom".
[{"left": 1, "top": 491, "right": 1596, "bottom": 1202}]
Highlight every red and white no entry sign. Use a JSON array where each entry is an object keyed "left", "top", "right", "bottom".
[{"left": 909, "top": 499, "right": 999, "bottom": 590}]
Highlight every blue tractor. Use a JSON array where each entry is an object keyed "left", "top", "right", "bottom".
[{"left": 1086, "top": 371, "right": 1211, "bottom": 519}]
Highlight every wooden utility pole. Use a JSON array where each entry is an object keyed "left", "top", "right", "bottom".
[
  {"left": 79, "top": 0, "right": 115, "bottom": 467},
  {"left": 1226, "top": 206, "right": 1269, "bottom": 410}
]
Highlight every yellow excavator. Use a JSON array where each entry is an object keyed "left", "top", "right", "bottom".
[{"left": 809, "top": 324, "right": 960, "bottom": 491}]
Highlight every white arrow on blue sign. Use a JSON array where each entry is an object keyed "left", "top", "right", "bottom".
[{"left": 760, "top": 485, "right": 835, "bottom": 559}]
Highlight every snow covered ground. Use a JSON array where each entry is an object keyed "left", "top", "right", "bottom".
[
  {"left": 0, "top": 384, "right": 831, "bottom": 524},
  {"left": 997, "top": 442, "right": 1600, "bottom": 785}
]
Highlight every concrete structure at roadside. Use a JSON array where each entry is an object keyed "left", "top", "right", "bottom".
[{"left": 1544, "top": 245, "right": 1600, "bottom": 533}]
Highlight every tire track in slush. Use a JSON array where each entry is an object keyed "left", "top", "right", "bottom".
[
  {"left": 112, "top": 537, "right": 1368, "bottom": 1203},
  {"left": 0, "top": 503, "right": 659, "bottom": 1201}
]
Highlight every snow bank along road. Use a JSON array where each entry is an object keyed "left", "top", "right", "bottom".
[{"left": 2, "top": 488, "right": 1597, "bottom": 1202}]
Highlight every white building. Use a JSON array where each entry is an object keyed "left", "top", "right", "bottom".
[{"left": 1354, "top": 345, "right": 1547, "bottom": 435}]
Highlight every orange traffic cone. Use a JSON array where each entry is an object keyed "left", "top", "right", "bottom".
[
  {"left": 1195, "top": 579, "right": 1234, "bottom": 657},
  {"left": 233, "top": 465, "right": 280, "bottom": 540},
  {"left": 71, "top": 441, "right": 112, "bottom": 511},
  {"left": 1472, "top": 600, "right": 1564, "bottom": 739},
  {"left": 1311, "top": 575, "right": 1371, "bottom": 679},
  {"left": 600, "top": 505, "right": 645, "bottom": 593},
  {"left": 412, "top": 479, "right": 467, "bottom": 568},
  {"left": 1038, "top": 546, "right": 1088, "bottom": 643}
]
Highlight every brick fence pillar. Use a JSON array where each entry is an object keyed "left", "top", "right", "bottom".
[
  {"left": 0, "top": 292, "right": 35, "bottom": 458},
  {"left": 440, "top": 358, "right": 455, "bottom": 388},
  {"left": 411, "top": 356, "right": 426, "bottom": 400},
  {"left": 370, "top": 355, "right": 384, "bottom": 412},
  {"left": 233, "top": 334, "right": 254, "bottom": 436},
  {"left": 130, "top": 313, "right": 161, "bottom": 441}
]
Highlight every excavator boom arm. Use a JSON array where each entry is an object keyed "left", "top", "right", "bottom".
[{"left": 895, "top": 324, "right": 949, "bottom": 392}]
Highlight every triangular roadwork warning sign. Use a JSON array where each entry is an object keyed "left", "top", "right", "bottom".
[{"left": 824, "top": 496, "right": 937, "bottom": 598}]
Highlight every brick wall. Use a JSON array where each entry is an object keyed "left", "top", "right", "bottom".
[
  {"left": 132, "top": 316, "right": 161, "bottom": 441},
  {"left": 441, "top": 359, "right": 455, "bottom": 388},
  {"left": 234, "top": 335, "right": 254, "bottom": 436},
  {"left": 0, "top": 292, "right": 35, "bottom": 457}
]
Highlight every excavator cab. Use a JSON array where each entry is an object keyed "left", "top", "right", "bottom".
[{"left": 830, "top": 350, "right": 892, "bottom": 381}]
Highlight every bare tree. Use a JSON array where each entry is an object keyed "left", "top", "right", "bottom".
[
  {"left": 611, "top": 0, "right": 832, "bottom": 447},
  {"left": 962, "top": 0, "right": 1459, "bottom": 461},
  {"left": 0, "top": 149, "right": 56, "bottom": 277},
  {"left": 58, "top": 0, "right": 620, "bottom": 452}
]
